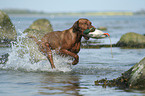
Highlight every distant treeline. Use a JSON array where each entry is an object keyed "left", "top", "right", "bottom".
[
  {"left": 2, "top": 9, "right": 45, "bottom": 14},
  {"left": 2, "top": 9, "right": 145, "bottom": 16},
  {"left": 134, "top": 9, "right": 145, "bottom": 15}
]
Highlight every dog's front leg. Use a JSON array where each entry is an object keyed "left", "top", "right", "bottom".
[{"left": 59, "top": 49, "right": 79, "bottom": 65}]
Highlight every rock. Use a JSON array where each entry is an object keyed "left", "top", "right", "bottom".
[
  {"left": 97, "top": 27, "right": 107, "bottom": 31},
  {"left": 0, "top": 53, "right": 9, "bottom": 64},
  {"left": 20, "top": 29, "right": 48, "bottom": 63},
  {"left": 29, "top": 19, "right": 53, "bottom": 32},
  {"left": 128, "top": 57, "right": 145, "bottom": 88},
  {"left": 17, "top": 19, "right": 53, "bottom": 63},
  {"left": 0, "top": 10, "right": 17, "bottom": 44},
  {"left": 116, "top": 32, "right": 145, "bottom": 48},
  {"left": 95, "top": 57, "right": 145, "bottom": 89}
]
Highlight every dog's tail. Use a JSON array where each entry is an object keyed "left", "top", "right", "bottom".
[{"left": 28, "top": 36, "right": 41, "bottom": 45}]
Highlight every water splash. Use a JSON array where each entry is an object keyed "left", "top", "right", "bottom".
[{"left": 0, "top": 34, "right": 73, "bottom": 72}]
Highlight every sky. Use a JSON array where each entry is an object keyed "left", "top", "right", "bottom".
[{"left": 0, "top": 0, "right": 145, "bottom": 13}]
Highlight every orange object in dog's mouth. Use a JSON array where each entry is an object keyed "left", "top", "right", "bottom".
[{"left": 104, "top": 33, "right": 110, "bottom": 37}]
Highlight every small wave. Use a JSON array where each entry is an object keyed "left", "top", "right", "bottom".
[{"left": 0, "top": 51, "right": 73, "bottom": 72}]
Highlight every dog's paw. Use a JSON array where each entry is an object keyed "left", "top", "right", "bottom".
[{"left": 72, "top": 60, "right": 78, "bottom": 65}]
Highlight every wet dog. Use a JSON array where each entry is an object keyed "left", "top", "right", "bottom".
[{"left": 29, "top": 18, "right": 95, "bottom": 69}]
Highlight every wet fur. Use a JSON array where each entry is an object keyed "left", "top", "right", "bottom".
[{"left": 29, "top": 18, "right": 95, "bottom": 69}]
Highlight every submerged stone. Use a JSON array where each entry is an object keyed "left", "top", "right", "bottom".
[
  {"left": 0, "top": 10, "right": 17, "bottom": 44},
  {"left": 116, "top": 32, "right": 145, "bottom": 48}
]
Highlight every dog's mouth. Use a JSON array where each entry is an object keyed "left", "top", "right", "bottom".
[
  {"left": 83, "top": 34, "right": 89, "bottom": 40},
  {"left": 82, "top": 27, "right": 95, "bottom": 40}
]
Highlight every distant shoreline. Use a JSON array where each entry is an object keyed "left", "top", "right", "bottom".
[{"left": 2, "top": 9, "right": 145, "bottom": 16}]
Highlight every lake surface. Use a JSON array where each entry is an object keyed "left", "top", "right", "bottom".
[{"left": 0, "top": 15, "right": 145, "bottom": 96}]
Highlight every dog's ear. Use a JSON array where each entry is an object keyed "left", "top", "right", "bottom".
[{"left": 72, "top": 20, "right": 80, "bottom": 32}]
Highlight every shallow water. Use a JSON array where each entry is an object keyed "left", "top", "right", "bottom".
[
  {"left": 0, "top": 47, "right": 145, "bottom": 96},
  {"left": 0, "top": 15, "right": 145, "bottom": 96}
]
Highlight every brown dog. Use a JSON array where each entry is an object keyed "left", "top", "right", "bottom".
[{"left": 29, "top": 18, "right": 95, "bottom": 69}]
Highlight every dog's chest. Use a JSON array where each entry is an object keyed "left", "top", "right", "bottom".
[{"left": 69, "top": 42, "right": 81, "bottom": 53}]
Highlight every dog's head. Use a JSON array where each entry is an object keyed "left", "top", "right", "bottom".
[{"left": 72, "top": 18, "right": 96, "bottom": 40}]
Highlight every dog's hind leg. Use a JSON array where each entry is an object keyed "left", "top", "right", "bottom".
[
  {"left": 29, "top": 36, "right": 55, "bottom": 69},
  {"left": 44, "top": 43, "right": 56, "bottom": 69}
]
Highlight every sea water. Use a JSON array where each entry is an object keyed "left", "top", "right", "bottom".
[{"left": 0, "top": 15, "right": 145, "bottom": 96}]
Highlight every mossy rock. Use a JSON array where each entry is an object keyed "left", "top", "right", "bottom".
[
  {"left": 128, "top": 57, "right": 145, "bottom": 88},
  {"left": 29, "top": 19, "right": 53, "bottom": 32},
  {"left": 19, "top": 29, "right": 48, "bottom": 63},
  {"left": 17, "top": 19, "right": 53, "bottom": 63},
  {"left": 23, "top": 28, "right": 46, "bottom": 40},
  {"left": 116, "top": 32, "right": 145, "bottom": 48},
  {"left": 95, "top": 57, "right": 145, "bottom": 89},
  {"left": 0, "top": 10, "right": 17, "bottom": 43}
]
